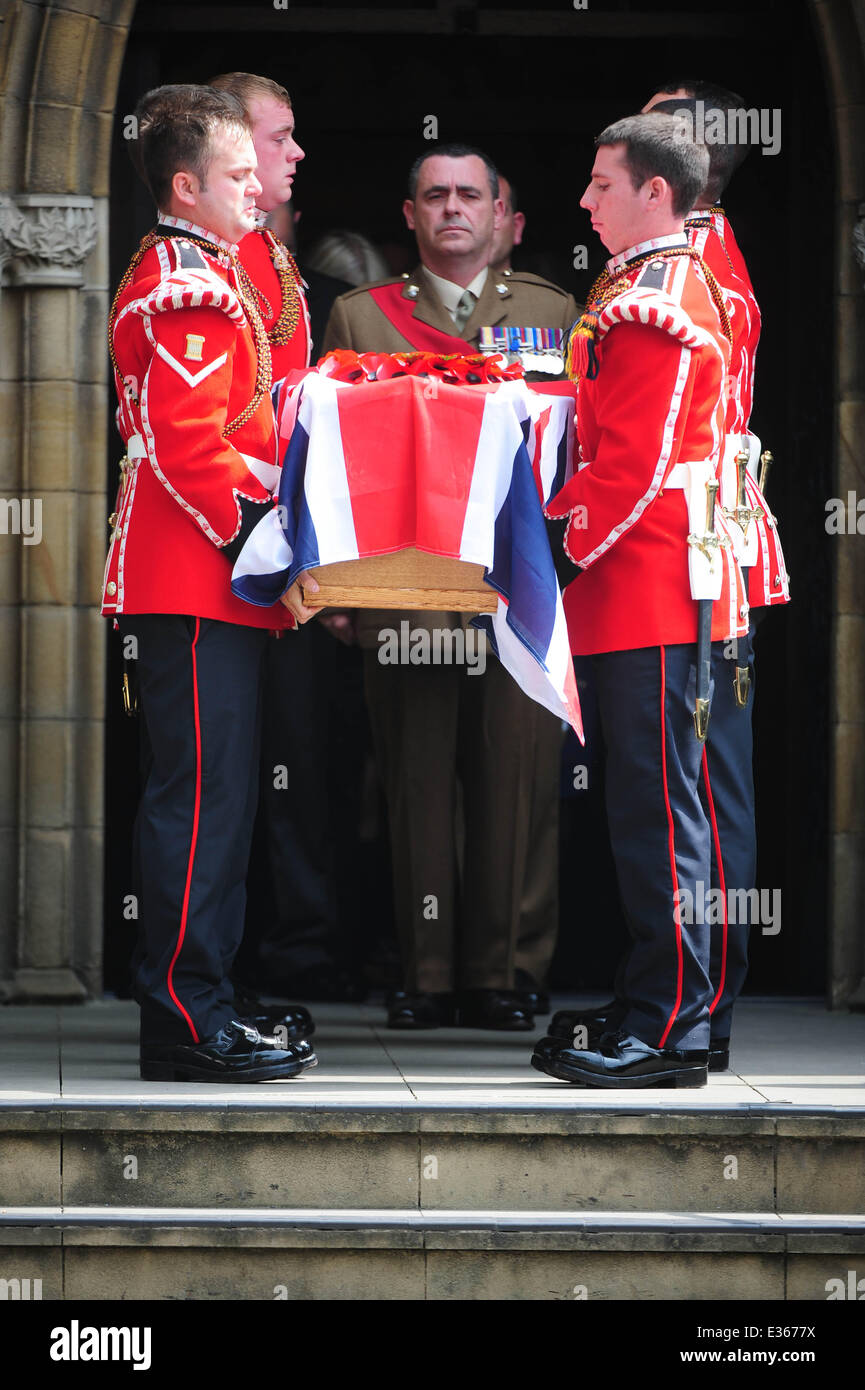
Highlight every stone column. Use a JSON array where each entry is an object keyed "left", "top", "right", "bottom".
[
  {"left": 0, "top": 193, "right": 107, "bottom": 999},
  {"left": 815, "top": 0, "right": 865, "bottom": 1007},
  {"left": 831, "top": 202, "right": 865, "bottom": 1008}
]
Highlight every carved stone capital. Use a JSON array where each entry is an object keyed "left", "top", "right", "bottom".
[{"left": 0, "top": 194, "right": 98, "bottom": 287}]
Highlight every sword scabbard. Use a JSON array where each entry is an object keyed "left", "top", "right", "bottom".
[{"left": 693, "top": 697, "right": 710, "bottom": 742}]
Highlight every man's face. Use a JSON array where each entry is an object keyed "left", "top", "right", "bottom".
[
  {"left": 403, "top": 155, "right": 503, "bottom": 268},
  {"left": 642, "top": 87, "right": 691, "bottom": 113},
  {"left": 188, "top": 129, "right": 261, "bottom": 244},
  {"left": 490, "top": 175, "right": 525, "bottom": 268},
  {"left": 247, "top": 96, "right": 305, "bottom": 212},
  {"left": 580, "top": 144, "right": 655, "bottom": 255}
]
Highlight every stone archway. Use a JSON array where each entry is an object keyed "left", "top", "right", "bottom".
[
  {"left": 0, "top": 0, "right": 136, "bottom": 998},
  {"left": 0, "top": 0, "right": 863, "bottom": 1005}
]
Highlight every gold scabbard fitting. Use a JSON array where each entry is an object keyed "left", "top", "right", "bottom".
[
  {"left": 693, "top": 697, "right": 710, "bottom": 742},
  {"left": 758, "top": 450, "right": 773, "bottom": 496},
  {"left": 734, "top": 665, "right": 751, "bottom": 709},
  {"left": 122, "top": 670, "right": 138, "bottom": 717}
]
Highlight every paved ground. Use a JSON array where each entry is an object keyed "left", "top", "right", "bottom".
[{"left": 0, "top": 995, "right": 863, "bottom": 1110}]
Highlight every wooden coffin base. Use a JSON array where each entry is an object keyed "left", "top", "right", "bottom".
[{"left": 301, "top": 548, "right": 498, "bottom": 611}]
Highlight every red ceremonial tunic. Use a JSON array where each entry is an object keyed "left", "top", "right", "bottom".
[
  {"left": 236, "top": 226, "right": 310, "bottom": 381},
  {"left": 547, "top": 236, "right": 747, "bottom": 656},
  {"left": 101, "top": 224, "right": 293, "bottom": 629},
  {"left": 686, "top": 209, "right": 789, "bottom": 610}
]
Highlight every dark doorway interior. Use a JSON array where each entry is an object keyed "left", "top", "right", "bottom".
[{"left": 103, "top": 0, "right": 832, "bottom": 998}]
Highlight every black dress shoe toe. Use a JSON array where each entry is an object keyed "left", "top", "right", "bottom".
[
  {"left": 233, "top": 986, "right": 315, "bottom": 1040},
  {"left": 242, "top": 1003, "right": 316, "bottom": 1041},
  {"left": 531, "top": 1030, "right": 707, "bottom": 1089},
  {"left": 514, "top": 969, "right": 550, "bottom": 1016},
  {"left": 458, "top": 989, "right": 534, "bottom": 1031},
  {"left": 140, "top": 1020, "right": 318, "bottom": 1083},
  {"left": 386, "top": 992, "right": 455, "bottom": 1029}
]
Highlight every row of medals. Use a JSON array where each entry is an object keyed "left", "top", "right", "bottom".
[{"left": 478, "top": 325, "right": 566, "bottom": 375}]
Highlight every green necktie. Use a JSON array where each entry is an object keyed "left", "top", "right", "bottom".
[{"left": 454, "top": 289, "right": 476, "bottom": 335}]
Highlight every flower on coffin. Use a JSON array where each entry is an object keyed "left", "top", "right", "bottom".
[
  {"left": 317, "top": 349, "right": 366, "bottom": 382},
  {"left": 314, "top": 349, "right": 523, "bottom": 384}
]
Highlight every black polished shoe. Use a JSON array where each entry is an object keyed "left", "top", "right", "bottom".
[
  {"left": 234, "top": 988, "right": 315, "bottom": 1041},
  {"left": 531, "top": 1029, "right": 708, "bottom": 1089},
  {"left": 386, "top": 991, "right": 456, "bottom": 1029},
  {"left": 140, "top": 1020, "right": 318, "bottom": 1083},
  {"left": 548, "top": 1000, "right": 623, "bottom": 1040},
  {"left": 537, "top": 1025, "right": 729, "bottom": 1074},
  {"left": 514, "top": 969, "right": 551, "bottom": 1016},
  {"left": 457, "top": 989, "right": 535, "bottom": 1031}
]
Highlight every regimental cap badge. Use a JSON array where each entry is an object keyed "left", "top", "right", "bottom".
[{"left": 184, "top": 334, "right": 205, "bottom": 362}]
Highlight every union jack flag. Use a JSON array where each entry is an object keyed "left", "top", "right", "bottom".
[{"left": 231, "top": 371, "right": 583, "bottom": 738}]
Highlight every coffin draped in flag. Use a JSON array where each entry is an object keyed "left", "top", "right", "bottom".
[{"left": 231, "top": 369, "right": 582, "bottom": 738}]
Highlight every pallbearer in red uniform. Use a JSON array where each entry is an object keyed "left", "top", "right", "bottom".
[
  {"left": 541, "top": 86, "right": 791, "bottom": 1073},
  {"left": 532, "top": 114, "right": 747, "bottom": 1088},
  {"left": 644, "top": 85, "right": 790, "bottom": 1066},
  {"left": 103, "top": 84, "right": 318, "bottom": 1081}
]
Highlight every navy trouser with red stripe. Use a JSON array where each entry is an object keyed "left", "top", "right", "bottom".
[
  {"left": 699, "top": 631, "right": 756, "bottom": 1042},
  {"left": 592, "top": 642, "right": 724, "bottom": 1052},
  {"left": 119, "top": 614, "right": 269, "bottom": 1047}
]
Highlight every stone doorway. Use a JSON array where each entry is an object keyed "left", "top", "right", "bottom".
[{"left": 0, "top": 0, "right": 863, "bottom": 1007}]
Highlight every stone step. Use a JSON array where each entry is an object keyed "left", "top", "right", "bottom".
[
  {"left": 2, "top": 1104, "right": 864, "bottom": 1214},
  {"left": 1, "top": 1208, "right": 864, "bottom": 1301}
]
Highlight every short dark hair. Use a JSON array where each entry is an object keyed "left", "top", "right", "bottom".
[
  {"left": 647, "top": 84, "right": 751, "bottom": 203},
  {"left": 133, "top": 84, "right": 251, "bottom": 210},
  {"left": 407, "top": 142, "right": 499, "bottom": 202},
  {"left": 649, "top": 78, "right": 746, "bottom": 111},
  {"left": 596, "top": 113, "right": 709, "bottom": 218},
  {"left": 497, "top": 173, "right": 518, "bottom": 214},
  {"left": 209, "top": 71, "right": 293, "bottom": 116}
]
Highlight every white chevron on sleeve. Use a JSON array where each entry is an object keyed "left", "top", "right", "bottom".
[{"left": 154, "top": 342, "right": 229, "bottom": 387}]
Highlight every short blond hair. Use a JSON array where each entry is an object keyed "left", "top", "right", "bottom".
[{"left": 209, "top": 72, "right": 292, "bottom": 116}]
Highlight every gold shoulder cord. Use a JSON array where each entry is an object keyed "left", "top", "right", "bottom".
[
  {"left": 586, "top": 245, "right": 732, "bottom": 341},
  {"left": 566, "top": 245, "right": 731, "bottom": 382},
  {"left": 235, "top": 229, "right": 302, "bottom": 348}
]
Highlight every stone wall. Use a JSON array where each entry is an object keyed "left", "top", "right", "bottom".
[
  {"left": 0, "top": 0, "right": 134, "bottom": 998},
  {"left": 813, "top": 0, "right": 865, "bottom": 1005}
]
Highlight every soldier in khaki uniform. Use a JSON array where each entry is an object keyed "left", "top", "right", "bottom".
[{"left": 323, "top": 143, "right": 578, "bottom": 1030}]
